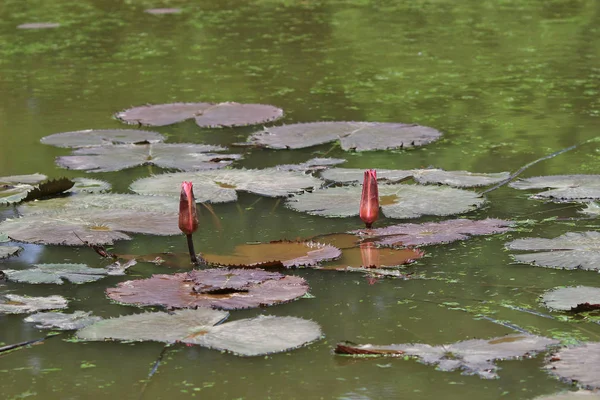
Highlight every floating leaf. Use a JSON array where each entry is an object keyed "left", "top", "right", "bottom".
[
  {"left": 76, "top": 309, "right": 321, "bottom": 356},
  {"left": 0, "top": 294, "right": 68, "bottom": 314},
  {"left": 540, "top": 286, "right": 600, "bottom": 312},
  {"left": 20, "top": 178, "right": 74, "bottom": 202},
  {"left": 56, "top": 143, "right": 240, "bottom": 173},
  {"left": 144, "top": 8, "right": 181, "bottom": 14},
  {"left": 0, "top": 246, "right": 22, "bottom": 259},
  {"left": 204, "top": 241, "right": 341, "bottom": 268},
  {"left": 17, "top": 23, "right": 60, "bottom": 29},
  {"left": 506, "top": 232, "right": 600, "bottom": 271},
  {"left": 0, "top": 233, "right": 9, "bottom": 243},
  {"left": 321, "top": 168, "right": 413, "bottom": 184},
  {"left": 67, "top": 178, "right": 112, "bottom": 193},
  {"left": 40, "top": 129, "right": 165, "bottom": 148},
  {"left": 335, "top": 334, "right": 559, "bottom": 379},
  {"left": 2, "top": 264, "right": 114, "bottom": 284},
  {"left": 275, "top": 158, "right": 347, "bottom": 172},
  {"left": 510, "top": 175, "right": 600, "bottom": 203},
  {"left": 579, "top": 202, "right": 600, "bottom": 216},
  {"left": 286, "top": 184, "right": 484, "bottom": 219},
  {"left": 352, "top": 219, "right": 513, "bottom": 247},
  {"left": 130, "top": 168, "right": 323, "bottom": 203},
  {"left": 106, "top": 268, "right": 309, "bottom": 310},
  {"left": 533, "top": 391, "right": 600, "bottom": 400},
  {"left": 545, "top": 342, "right": 600, "bottom": 389},
  {"left": 25, "top": 311, "right": 102, "bottom": 330},
  {"left": 243, "top": 121, "right": 442, "bottom": 151},
  {"left": 0, "top": 174, "right": 47, "bottom": 204},
  {"left": 115, "top": 102, "right": 283, "bottom": 128}
]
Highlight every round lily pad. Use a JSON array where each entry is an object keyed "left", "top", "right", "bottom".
[
  {"left": 285, "top": 184, "right": 485, "bottom": 219},
  {"left": 106, "top": 268, "right": 309, "bottom": 310},
  {"left": 0, "top": 294, "right": 68, "bottom": 314},
  {"left": 506, "top": 231, "right": 600, "bottom": 271},
  {"left": 25, "top": 311, "right": 102, "bottom": 330},
  {"left": 540, "top": 286, "right": 600, "bottom": 312},
  {"left": 0, "top": 246, "right": 22, "bottom": 259},
  {"left": 40, "top": 129, "right": 165, "bottom": 148},
  {"left": 115, "top": 102, "right": 283, "bottom": 128},
  {"left": 2, "top": 264, "right": 114, "bottom": 285},
  {"left": 56, "top": 143, "right": 240, "bottom": 173},
  {"left": 130, "top": 168, "right": 323, "bottom": 203},
  {"left": 17, "top": 23, "right": 60, "bottom": 29},
  {"left": 321, "top": 168, "right": 413, "bottom": 184},
  {"left": 276, "top": 157, "right": 346, "bottom": 172},
  {"left": 545, "top": 342, "right": 600, "bottom": 389},
  {"left": 244, "top": 121, "right": 442, "bottom": 151},
  {"left": 510, "top": 175, "right": 600, "bottom": 203}
]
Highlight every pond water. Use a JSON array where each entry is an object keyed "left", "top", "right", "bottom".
[{"left": 1, "top": 0, "right": 600, "bottom": 398}]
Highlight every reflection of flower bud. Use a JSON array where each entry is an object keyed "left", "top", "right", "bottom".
[
  {"left": 359, "top": 169, "right": 379, "bottom": 228},
  {"left": 360, "top": 242, "right": 379, "bottom": 268},
  {"left": 178, "top": 181, "right": 198, "bottom": 235}
]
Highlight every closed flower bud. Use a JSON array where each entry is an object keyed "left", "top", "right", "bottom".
[
  {"left": 178, "top": 181, "right": 198, "bottom": 235},
  {"left": 359, "top": 169, "right": 379, "bottom": 229}
]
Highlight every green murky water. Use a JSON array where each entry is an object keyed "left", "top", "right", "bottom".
[{"left": 1, "top": 0, "right": 600, "bottom": 398}]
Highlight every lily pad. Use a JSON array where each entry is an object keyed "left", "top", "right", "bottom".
[
  {"left": 17, "top": 23, "right": 60, "bottom": 29},
  {"left": 0, "top": 246, "right": 22, "bottom": 259},
  {"left": 0, "top": 294, "right": 68, "bottom": 314},
  {"left": 130, "top": 168, "right": 323, "bottom": 203},
  {"left": 56, "top": 143, "right": 240, "bottom": 173},
  {"left": 115, "top": 102, "right": 283, "bottom": 128},
  {"left": 352, "top": 219, "right": 513, "bottom": 247},
  {"left": 67, "top": 178, "right": 112, "bottom": 193},
  {"left": 144, "top": 8, "right": 182, "bottom": 14},
  {"left": 510, "top": 175, "right": 600, "bottom": 203},
  {"left": 579, "top": 202, "right": 600, "bottom": 216},
  {"left": 534, "top": 392, "right": 600, "bottom": 400},
  {"left": 285, "top": 184, "right": 485, "bottom": 219},
  {"left": 545, "top": 342, "right": 600, "bottom": 389},
  {"left": 25, "top": 311, "right": 102, "bottom": 330},
  {"left": 2, "top": 264, "right": 116, "bottom": 284},
  {"left": 335, "top": 334, "right": 559, "bottom": 379},
  {"left": 321, "top": 168, "right": 413, "bottom": 184},
  {"left": 276, "top": 157, "right": 346, "bottom": 172},
  {"left": 40, "top": 129, "right": 165, "bottom": 148},
  {"left": 540, "top": 286, "right": 600, "bottom": 312},
  {"left": 243, "top": 121, "right": 442, "bottom": 151},
  {"left": 106, "top": 268, "right": 309, "bottom": 310},
  {"left": 506, "top": 231, "right": 600, "bottom": 271},
  {"left": 76, "top": 308, "right": 321, "bottom": 356},
  {"left": 0, "top": 173, "right": 47, "bottom": 204},
  {"left": 204, "top": 241, "right": 341, "bottom": 268}
]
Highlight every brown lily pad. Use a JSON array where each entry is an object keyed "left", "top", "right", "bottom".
[{"left": 106, "top": 268, "right": 309, "bottom": 310}]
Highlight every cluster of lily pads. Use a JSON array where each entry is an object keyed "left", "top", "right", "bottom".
[{"left": 2, "top": 102, "right": 600, "bottom": 394}]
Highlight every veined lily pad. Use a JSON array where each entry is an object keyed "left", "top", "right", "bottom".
[
  {"left": 56, "top": 143, "right": 241, "bottom": 173},
  {"left": 540, "top": 286, "right": 600, "bottom": 312},
  {"left": 17, "top": 23, "right": 60, "bottom": 29},
  {"left": 506, "top": 232, "right": 600, "bottom": 271},
  {"left": 2, "top": 263, "right": 120, "bottom": 284},
  {"left": 204, "top": 241, "right": 341, "bottom": 268},
  {"left": 130, "top": 168, "right": 323, "bottom": 203},
  {"left": 335, "top": 334, "right": 559, "bottom": 379},
  {"left": 145, "top": 8, "right": 182, "bottom": 14},
  {"left": 0, "top": 246, "right": 22, "bottom": 259},
  {"left": 25, "top": 311, "right": 102, "bottom": 330},
  {"left": 115, "top": 102, "right": 283, "bottom": 128},
  {"left": 40, "top": 129, "right": 165, "bottom": 148},
  {"left": 352, "top": 219, "right": 513, "bottom": 247},
  {"left": 0, "top": 294, "right": 68, "bottom": 314},
  {"left": 106, "top": 268, "right": 309, "bottom": 310},
  {"left": 545, "top": 343, "right": 600, "bottom": 389},
  {"left": 276, "top": 158, "right": 346, "bottom": 172},
  {"left": 510, "top": 175, "right": 600, "bottom": 203},
  {"left": 285, "top": 184, "right": 485, "bottom": 219},
  {"left": 243, "top": 121, "right": 442, "bottom": 151},
  {"left": 76, "top": 308, "right": 321, "bottom": 356}
]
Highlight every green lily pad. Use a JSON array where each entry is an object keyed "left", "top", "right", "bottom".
[
  {"left": 0, "top": 294, "right": 68, "bottom": 314},
  {"left": 540, "top": 286, "right": 600, "bottom": 312},
  {"left": 506, "top": 232, "right": 600, "bottom": 271},
  {"left": 0, "top": 246, "right": 22, "bottom": 259},
  {"left": 56, "top": 143, "right": 241, "bottom": 173},
  {"left": 545, "top": 343, "right": 600, "bottom": 389},
  {"left": 40, "top": 129, "right": 165, "bottom": 148},
  {"left": 25, "top": 311, "right": 102, "bottom": 330},
  {"left": 130, "top": 168, "right": 323, "bottom": 203},
  {"left": 2, "top": 264, "right": 116, "bottom": 284},
  {"left": 510, "top": 175, "right": 600, "bottom": 203}
]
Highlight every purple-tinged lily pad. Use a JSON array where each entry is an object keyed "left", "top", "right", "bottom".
[
  {"left": 510, "top": 175, "right": 600, "bottom": 203},
  {"left": 243, "top": 121, "right": 442, "bottom": 151},
  {"left": 276, "top": 157, "right": 346, "bottom": 172},
  {"left": 76, "top": 308, "right": 322, "bottom": 356},
  {"left": 352, "top": 219, "right": 513, "bottom": 247},
  {"left": 0, "top": 294, "right": 68, "bottom": 314},
  {"left": 336, "top": 334, "right": 559, "bottom": 379},
  {"left": 25, "top": 311, "right": 102, "bottom": 330},
  {"left": 56, "top": 143, "right": 240, "bottom": 173},
  {"left": 506, "top": 232, "right": 600, "bottom": 271},
  {"left": 2, "top": 263, "right": 122, "bottom": 285},
  {"left": 130, "top": 168, "right": 323, "bottom": 203},
  {"left": 540, "top": 286, "right": 600, "bottom": 312},
  {"left": 115, "top": 102, "right": 283, "bottom": 128},
  {"left": 286, "top": 184, "right": 485, "bottom": 219},
  {"left": 0, "top": 246, "right": 22, "bottom": 259},
  {"left": 17, "top": 23, "right": 60, "bottom": 29},
  {"left": 106, "top": 268, "right": 309, "bottom": 310},
  {"left": 40, "top": 129, "right": 165, "bottom": 148},
  {"left": 144, "top": 8, "right": 181, "bottom": 14},
  {"left": 545, "top": 342, "right": 600, "bottom": 389}
]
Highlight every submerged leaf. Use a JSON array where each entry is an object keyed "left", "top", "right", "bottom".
[
  {"left": 40, "top": 129, "right": 165, "bottom": 148},
  {"left": 510, "top": 175, "right": 600, "bottom": 203},
  {"left": 540, "top": 286, "right": 600, "bottom": 312},
  {"left": 2, "top": 264, "right": 112, "bottom": 284},
  {"left": 545, "top": 343, "right": 600, "bottom": 389},
  {"left": 243, "top": 121, "right": 442, "bottom": 151},
  {"left": 0, "top": 246, "right": 22, "bottom": 259},
  {"left": 25, "top": 311, "right": 102, "bottom": 330},
  {"left": 0, "top": 294, "right": 68, "bottom": 314}
]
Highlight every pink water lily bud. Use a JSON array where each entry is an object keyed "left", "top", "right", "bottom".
[
  {"left": 179, "top": 181, "right": 198, "bottom": 235},
  {"left": 359, "top": 169, "right": 379, "bottom": 229}
]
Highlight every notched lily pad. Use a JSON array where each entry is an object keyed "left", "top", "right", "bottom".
[
  {"left": 2, "top": 264, "right": 116, "bottom": 284},
  {"left": 243, "top": 121, "right": 442, "bottom": 151},
  {"left": 56, "top": 143, "right": 240, "bottom": 173},
  {"left": 0, "top": 246, "right": 22, "bottom": 259},
  {"left": 0, "top": 173, "right": 47, "bottom": 204},
  {"left": 353, "top": 219, "right": 513, "bottom": 247},
  {"left": 106, "top": 268, "right": 309, "bottom": 310},
  {"left": 115, "top": 102, "right": 283, "bottom": 128},
  {"left": 68, "top": 178, "right": 112, "bottom": 193},
  {"left": 545, "top": 342, "right": 600, "bottom": 389},
  {"left": 25, "top": 311, "right": 102, "bottom": 330},
  {"left": 506, "top": 232, "right": 600, "bottom": 271},
  {"left": 510, "top": 175, "right": 600, "bottom": 203},
  {"left": 540, "top": 286, "right": 600, "bottom": 312},
  {"left": 76, "top": 308, "right": 321, "bottom": 356},
  {"left": 40, "top": 129, "right": 165, "bottom": 148},
  {"left": 0, "top": 294, "right": 68, "bottom": 314},
  {"left": 336, "top": 334, "right": 559, "bottom": 379},
  {"left": 204, "top": 241, "right": 341, "bottom": 268}
]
